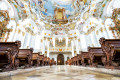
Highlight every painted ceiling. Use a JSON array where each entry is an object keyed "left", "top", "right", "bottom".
[
  {"left": 41, "top": 0, "right": 74, "bottom": 18},
  {"left": 0, "top": 0, "right": 120, "bottom": 51},
  {"left": 1, "top": 0, "right": 120, "bottom": 37},
  {"left": 7, "top": 0, "right": 88, "bottom": 28}
]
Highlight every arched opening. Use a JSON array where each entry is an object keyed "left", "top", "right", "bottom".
[{"left": 57, "top": 54, "right": 64, "bottom": 65}]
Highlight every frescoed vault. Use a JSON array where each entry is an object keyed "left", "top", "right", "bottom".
[{"left": 0, "top": 0, "right": 120, "bottom": 55}]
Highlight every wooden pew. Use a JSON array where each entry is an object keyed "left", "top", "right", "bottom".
[
  {"left": 39, "top": 55, "right": 44, "bottom": 66},
  {"left": 77, "top": 54, "right": 82, "bottom": 65},
  {"left": 88, "top": 47, "right": 106, "bottom": 67},
  {"left": 71, "top": 57, "right": 74, "bottom": 65},
  {"left": 31, "top": 52, "right": 40, "bottom": 67},
  {"left": 43, "top": 56, "right": 48, "bottom": 66},
  {"left": 51, "top": 58, "right": 56, "bottom": 65},
  {"left": 65, "top": 59, "right": 71, "bottom": 65},
  {"left": 99, "top": 37, "right": 120, "bottom": 69},
  {"left": 17, "top": 48, "right": 33, "bottom": 68},
  {"left": 53, "top": 60, "right": 56, "bottom": 65},
  {"left": 81, "top": 51, "right": 90, "bottom": 66},
  {"left": 73, "top": 56, "right": 78, "bottom": 65},
  {"left": 68, "top": 59, "right": 72, "bottom": 65},
  {"left": 47, "top": 57, "right": 50, "bottom": 65},
  {"left": 0, "top": 41, "right": 21, "bottom": 71}
]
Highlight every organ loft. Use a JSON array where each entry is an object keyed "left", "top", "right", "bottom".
[{"left": 52, "top": 8, "right": 68, "bottom": 24}]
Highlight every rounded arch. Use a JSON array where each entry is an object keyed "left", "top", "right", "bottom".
[{"left": 57, "top": 54, "right": 64, "bottom": 65}]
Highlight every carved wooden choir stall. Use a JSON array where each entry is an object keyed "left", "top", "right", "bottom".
[
  {"left": 31, "top": 52, "right": 40, "bottom": 66},
  {"left": 81, "top": 51, "right": 90, "bottom": 66},
  {"left": 0, "top": 41, "right": 21, "bottom": 71},
  {"left": 99, "top": 37, "right": 120, "bottom": 69},
  {"left": 88, "top": 47, "right": 106, "bottom": 67},
  {"left": 77, "top": 54, "right": 82, "bottom": 65},
  {"left": 0, "top": 41, "right": 56, "bottom": 72},
  {"left": 66, "top": 37, "right": 120, "bottom": 69},
  {"left": 39, "top": 55, "right": 44, "bottom": 66},
  {"left": 17, "top": 48, "right": 33, "bottom": 68}
]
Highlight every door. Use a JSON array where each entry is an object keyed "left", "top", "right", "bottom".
[{"left": 57, "top": 54, "right": 64, "bottom": 65}]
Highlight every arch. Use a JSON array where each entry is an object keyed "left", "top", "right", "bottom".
[{"left": 57, "top": 54, "right": 64, "bottom": 65}]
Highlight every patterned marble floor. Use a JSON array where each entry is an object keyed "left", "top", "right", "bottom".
[{"left": 1, "top": 65, "right": 120, "bottom": 80}]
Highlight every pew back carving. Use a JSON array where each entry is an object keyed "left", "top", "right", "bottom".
[
  {"left": 99, "top": 37, "right": 120, "bottom": 69},
  {"left": 81, "top": 52, "right": 90, "bottom": 66},
  {"left": 0, "top": 41, "right": 21, "bottom": 71},
  {"left": 32, "top": 52, "right": 40, "bottom": 66},
  {"left": 17, "top": 48, "right": 33, "bottom": 68},
  {"left": 88, "top": 47, "right": 105, "bottom": 67},
  {"left": 39, "top": 55, "right": 44, "bottom": 66},
  {"left": 77, "top": 54, "right": 82, "bottom": 65}
]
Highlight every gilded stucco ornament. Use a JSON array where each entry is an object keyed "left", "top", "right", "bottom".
[
  {"left": 0, "top": 10, "right": 10, "bottom": 41},
  {"left": 112, "top": 8, "right": 120, "bottom": 27},
  {"left": 109, "top": 8, "right": 120, "bottom": 38}
]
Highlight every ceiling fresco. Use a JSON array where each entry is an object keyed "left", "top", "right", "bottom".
[
  {"left": 41, "top": 0, "right": 74, "bottom": 18},
  {"left": 1, "top": 0, "right": 120, "bottom": 37},
  {"left": 31, "top": 0, "right": 88, "bottom": 23}
]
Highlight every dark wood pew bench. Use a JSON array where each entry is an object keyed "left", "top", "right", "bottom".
[
  {"left": 50, "top": 58, "right": 56, "bottom": 66},
  {"left": 17, "top": 48, "right": 33, "bottom": 68},
  {"left": 39, "top": 55, "right": 44, "bottom": 66},
  {"left": 100, "top": 37, "right": 120, "bottom": 69},
  {"left": 43, "top": 56, "right": 47, "bottom": 66},
  {"left": 47, "top": 57, "right": 50, "bottom": 65},
  {"left": 88, "top": 47, "right": 106, "bottom": 67},
  {"left": 31, "top": 52, "right": 40, "bottom": 66},
  {"left": 52, "top": 59, "right": 56, "bottom": 65},
  {"left": 77, "top": 54, "right": 82, "bottom": 65},
  {"left": 81, "top": 51, "right": 90, "bottom": 66},
  {"left": 66, "top": 59, "right": 71, "bottom": 65},
  {"left": 0, "top": 41, "right": 21, "bottom": 71},
  {"left": 71, "top": 57, "right": 74, "bottom": 65},
  {"left": 73, "top": 56, "right": 78, "bottom": 65},
  {"left": 68, "top": 59, "right": 72, "bottom": 65},
  {"left": 71, "top": 57, "right": 75, "bottom": 65}
]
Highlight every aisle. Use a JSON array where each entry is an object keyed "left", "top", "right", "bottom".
[{"left": 1, "top": 65, "right": 120, "bottom": 80}]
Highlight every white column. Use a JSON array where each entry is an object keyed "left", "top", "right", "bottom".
[
  {"left": 71, "top": 40, "right": 74, "bottom": 57},
  {"left": 42, "top": 39, "right": 45, "bottom": 55},
  {"left": 75, "top": 39, "right": 79, "bottom": 54},
  {"left": 53, "top": 37, "right": 55, "bottom": 47},
  {"left": 47, "top": 41, "right": 50, "bottom": 57},
  {"left": 26, "top": 33, "right": 31, "bottom": 48},
  {"left": 90, "top": 31, "right": 99, "bottom": 47},
  {"left": 66, "top": 37, "right": 68, "bottom": 47}
]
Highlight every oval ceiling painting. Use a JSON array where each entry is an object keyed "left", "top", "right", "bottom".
[{"left": 41, "top": 0, "right": 74, "bottom": 18}]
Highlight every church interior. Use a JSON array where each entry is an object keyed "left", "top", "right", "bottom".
[{"left": 0, "top": 0, "right": 120, "bottom": 80}]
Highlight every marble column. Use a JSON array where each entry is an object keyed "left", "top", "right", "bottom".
[
  {"left": 66, "top": 37, "right": 68, "bottom": 47},
  {"left": 71, "top": 40, "right": 74, "bottom": 57},
  {"left": 47, "top": 41, "right": 50, "bottom": 57},
  {"left": 53, "top": 37, "right": 55, "bottom": 47},
  {"left": 42, "top": 39, "right": 45, "bottom": 55},
  {"left": 90, "top": 31, "right": 99, "bottom": 47},
  {"left": 75, "top": 39, "right": 79, "bottom": 54}
]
